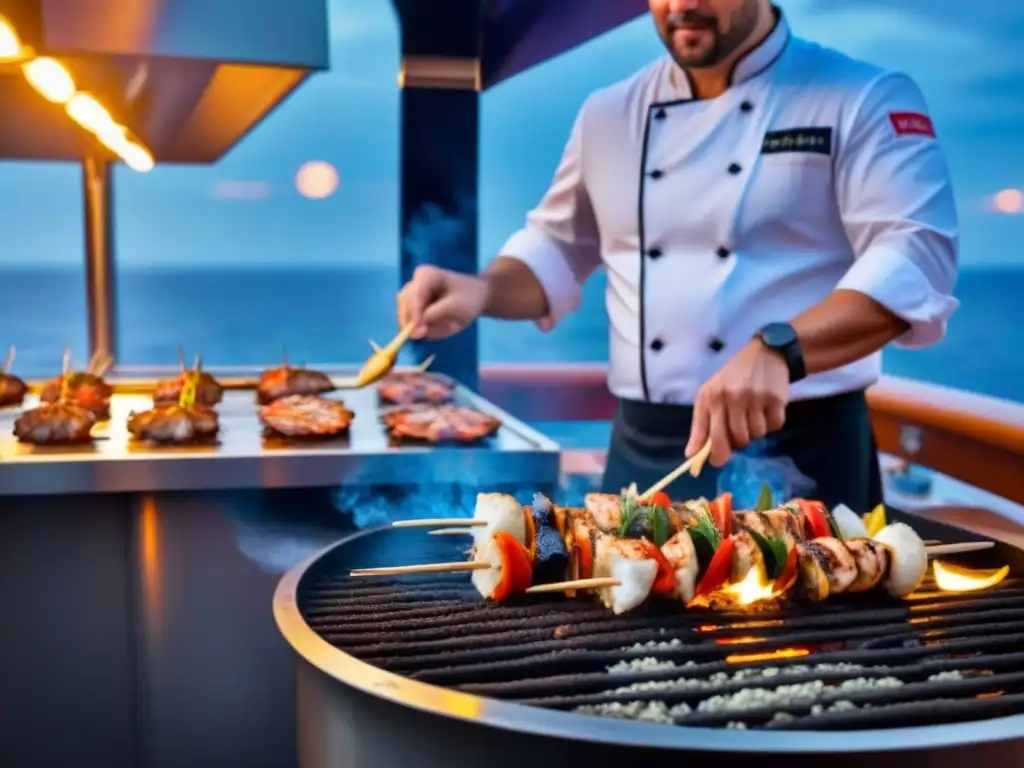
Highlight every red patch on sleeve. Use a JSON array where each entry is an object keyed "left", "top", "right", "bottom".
[{"left": 889, "top": 112, "right": 936, "bottom": 138}]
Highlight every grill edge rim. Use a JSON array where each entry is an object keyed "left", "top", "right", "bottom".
[{"left": 273, "top": 525, "right": 1024, "bottom": 754}]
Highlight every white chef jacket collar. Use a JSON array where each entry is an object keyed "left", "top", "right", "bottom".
[{"left": 667, "top": 5, "right": 789, "bottom": 98}]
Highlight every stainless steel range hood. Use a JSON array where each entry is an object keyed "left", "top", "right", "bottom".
[{"left": 0, "top": 0, "right": 329, "bottom": 163}]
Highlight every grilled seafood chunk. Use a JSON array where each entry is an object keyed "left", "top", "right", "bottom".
[
  {"left": 730, "top": 529, "right": 766, "bottom": 584},
  {"left": 382, "top": 404, "right": 500, "bottom": 443},
  {"left": 800, "top": 537, "right": 858, "bottom": 595},
  {"left": 256, "top": 366, "right": 334, "bottom": 405},
  {"left": 661, "top": 529, "right": 699, "bottom": 603},
  {"left": 153, "top": 372, "right": 223, "bottom": 407},
  {"left": 377, "top": 371, "right": 453, "bottom": 405},
  {"left": 591, "top": 534, "right": 658, "bottom": 614},
  {"left": 14, "top": 403, "right": 96, "bottom": 445},
  {"left": 0, "top": 373, "right": 26, "bottom": 407},
  {"left": 844, "top": 538, "right": 890, "bottom": 593},
  {"left": 128, "top": 403, "right": 219, "bottom": 444},
  {"left": 259, "top": 394, "right": 353, "bottom": 438}
]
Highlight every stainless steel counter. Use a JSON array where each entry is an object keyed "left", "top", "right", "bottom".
[{"left": 0, "top": 374, "right": 560, "bottom": 496}]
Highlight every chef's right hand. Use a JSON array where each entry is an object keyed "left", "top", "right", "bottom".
[{"left": 397, "top": 265, "right": 491, "bottom": 340}]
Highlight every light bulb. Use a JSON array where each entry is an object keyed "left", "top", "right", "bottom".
[
  {"left": 0, "top": 15, "right": 22, "bottom": 61},
  {"left": 118, "top": 140, "right": 154, "bottom": 173},
  {"left": 66, "top": 93, "right": 115, "bottom": 133},
  {"left": 23, "top": 57, "right": 76, "bottom": 103}
]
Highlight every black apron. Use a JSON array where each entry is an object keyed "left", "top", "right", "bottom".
[{"left": 601, "top": 390, "right": 884, "bottom": 513}]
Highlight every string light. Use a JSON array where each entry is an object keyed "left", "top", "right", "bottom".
[
  {"left": 1, "top": 15, "right": 154, "bottom": 172},
  {"left": 0, "top": 15, "right": 22, "bottom": 62},
  {"left": 23, "top": 57, "right": 76, "bottom": 103}
]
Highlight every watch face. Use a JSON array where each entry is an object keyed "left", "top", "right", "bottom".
[{"left": 761, "top": 322, "right": 797, "bottom": 348}]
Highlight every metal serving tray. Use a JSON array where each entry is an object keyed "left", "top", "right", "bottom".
[{"left": 0, "top": 370, "right": 560, "bottom": 497}]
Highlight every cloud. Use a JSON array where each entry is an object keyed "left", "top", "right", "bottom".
[{"left": 210, "top": 180, "right": 271, "bottom": 201}]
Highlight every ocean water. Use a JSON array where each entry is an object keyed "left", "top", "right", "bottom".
[{"left": 0, "top": 265, "right": 1021, "bottom": 404}]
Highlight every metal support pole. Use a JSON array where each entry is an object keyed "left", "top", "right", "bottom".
[
  {"left": 398, "top": 55, "right": 480, "bottom": 391},
  {"left": 82, "top": 156, "right": 118, "bottom": 362}
]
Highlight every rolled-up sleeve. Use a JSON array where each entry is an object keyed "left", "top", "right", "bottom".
[
  {"left": 834, "top": 71, "right": 959, "bottom": 348},
  {"left": 500, "top": 101, "right": 602, "bottom": 332}
]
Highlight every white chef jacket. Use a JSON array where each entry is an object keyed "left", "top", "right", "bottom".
[{"left": 500, "top": 10, "right": 959, "bottom": 405}]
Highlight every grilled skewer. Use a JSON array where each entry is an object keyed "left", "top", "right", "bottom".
[
  {"left": 382, "top": 403, "right": 501, "bottom": 443},
  {"left": 0, "top": 345, "right": 27, "bottom": 407},
  {"left": 153, "top": 348, "right": 223, "bottom": 407},
  {"left": 256, "top": 347, "right": 335, "bottom": 404},
  {"left": 39, "top": 348, "right": 113, "bottom": 419},
  {"left": 259, "top": 394, "right": 354, "bottom": 438},
  {"left": 14, "top": 348, "right": 96, "bottom": 445},
  {"left": 372, "top": 492, "right": 990, "bottom": 613}
]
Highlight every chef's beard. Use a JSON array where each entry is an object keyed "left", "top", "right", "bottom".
[{"left": 661, "top": 1, "right": 761, "bottom": 69}]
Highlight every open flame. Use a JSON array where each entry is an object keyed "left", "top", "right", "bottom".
[
  {"left": 725, "top": 648, "right": 810, "bottom": 664},
  {"left": 933, "top": 560, "right": 1009, "bottom": 593},
  {"left": 721, "top": 562, "right": 777, "bottom": 606}
]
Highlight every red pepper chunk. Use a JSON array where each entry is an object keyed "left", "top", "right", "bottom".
[
  {"left": 490, "top": 532, "right": 533, "bottom": 601},
  {"left": 693, "top": 537, "right": 736, "bottom": 599},
  {"left": 648, "top": 491, "right": 672, "bottom": 509},
  {"left": 709, "top": 492, "right": 733, "bottom": 537},
  {"left": 574, "top": 535, "right": 594, "bottom": 581},
  {"left": 795, "top": 499, "right": 831, "bottom": 540},
  {"left": 639, "top": 540, "right": 677, "bottom": 596}
]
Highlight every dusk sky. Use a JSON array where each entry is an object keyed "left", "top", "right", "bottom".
[{"left": 1, "top": 0, "right": 1022, "bottom": 268}]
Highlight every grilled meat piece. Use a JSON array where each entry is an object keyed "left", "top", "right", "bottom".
[
  {"left": 14, "top": 402, "right": 96, "bottom": 445},
  {"left": 39, "top": 372, "right": 113, "bottom": 419},
  {"left": 128, "top": 403, "right": 219, "bottom": 445},
  {"left": 0, "top": 372, "right": 26, "bottom": 407},
  {"left": 377, "top": 371, "right": 453, "bottom": 405},
  {"left": 256, "top": 366, "right": 334, "bottom": 404},
  {"left": 259, "top": 394, "right": 353, "bottom": 438},
  {"left": 382, "top": 403, "right": 500, "bottom": 443},
  {"left": 153, "top": 372, "right": 223, "bottom": 407}
]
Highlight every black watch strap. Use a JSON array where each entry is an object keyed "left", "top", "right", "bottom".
[{"left": 757, "top": 322, "right": 806, "bottom": 384}]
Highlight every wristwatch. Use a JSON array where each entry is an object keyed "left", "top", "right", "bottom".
[{"left": 757, "top": 322, "right": 806, "bottom": 383}]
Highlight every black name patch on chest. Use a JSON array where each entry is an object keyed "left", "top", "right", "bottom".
[{"left": 761, "top": 127, "right": 832, "bottom": 156}]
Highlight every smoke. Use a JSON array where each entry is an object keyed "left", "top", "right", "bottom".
[
  {"left": 401, "top": 192, "right": 477, "bottom": 272},
  {"left": 717, "top": 451, "right": 817, "bottom": 510}
]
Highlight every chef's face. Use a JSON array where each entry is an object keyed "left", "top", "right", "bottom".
[{"left": 650, "top": 0, "right": 762, "bottom": 68}]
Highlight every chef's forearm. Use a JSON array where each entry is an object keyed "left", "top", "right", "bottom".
[
  {"left": 791, "top": 289, "right": 910, "bottom": 375},
  {"left": 481, "top": 256, "right": 553, "bottom": 320}
]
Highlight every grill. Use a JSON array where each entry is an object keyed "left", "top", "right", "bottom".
[{"left": 275, "top": 509, "right": 1024, "bottom": 768}]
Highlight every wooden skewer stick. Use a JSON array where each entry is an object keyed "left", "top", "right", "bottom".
[
  {"left": 193, "top": 353, "right": 203, "bottom": 372},
  {"left": 640, "top": 437, "right": 713, "bottom": 500},
  {"left": 526, "top": 578, "right": 620, "bottom": 593},
  {"left": 2, "top": 344, "right": 15, "bottom": 374},
  {"left": 350, "top": 561, "right": 491, "bottom": 577},
  {"left": 392, "top": 518, "right": 487, "bottom": 528},
  {"left": 414, "top": 353, "right": 438, "bottom": 373},
  {"left": 925, "top": 541, "right": 994, "bottom": 556},
  {"left": 368, "top": 340, "right": 382, "bottom": 353},
  {"left": 428, "top": 527, "right": 474, "bottom": 536}
]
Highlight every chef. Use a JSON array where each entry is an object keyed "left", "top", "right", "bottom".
[{"left": 397, "top": 0, "right": 959, "bottom": 512}]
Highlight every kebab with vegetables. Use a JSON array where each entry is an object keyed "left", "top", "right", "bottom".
[
  {"left": 128, "top": 368, "right": 220, "bottom": 445},
  {"left": 152, "top": 348, "right": 223, "bottom": 407},
  {"left": 382, "top": 403, "right": 500, "bottom": 444},
  {"left": 259, "top": 394, "right": 354, "bottom": 439},
  {"left": 0, "top": 345, "right": 27, "bottom": 407},
  {"left": 14, "top": 349, "right": 96, "bottom": 445},
  {"left": 373, "top": 488, "right": 935, "bottom": 614},
  {"left": 39, "top": 349, "right": 114, "bottom": 419},
  {"left": 256, "top": 348, "right": 334, "bottom": 405}
]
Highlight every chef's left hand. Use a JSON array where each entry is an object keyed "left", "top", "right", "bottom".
[{"left": 685, "top": 340, "right": 790, "bottom": 468}]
